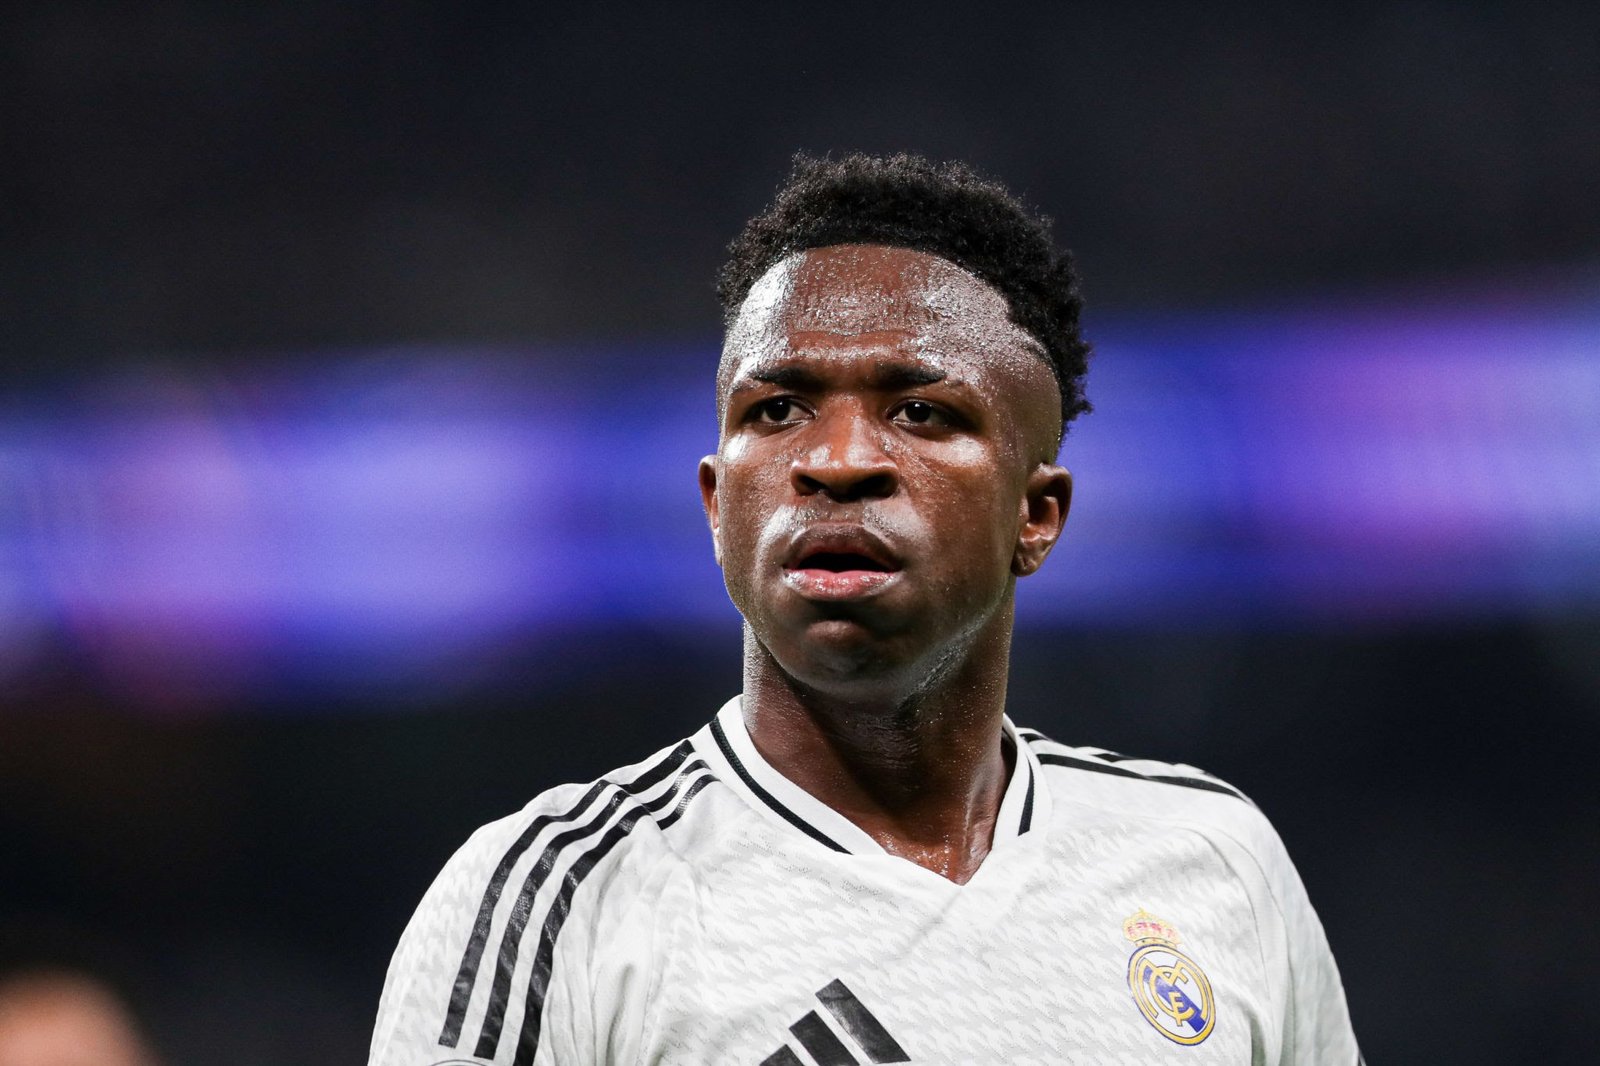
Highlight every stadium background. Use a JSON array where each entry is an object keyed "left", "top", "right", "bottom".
[{"left": 2, "top": 3, "right": 1596, "bottom": 1062}]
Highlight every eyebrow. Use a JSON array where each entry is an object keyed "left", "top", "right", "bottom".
[{"left": 730, "top": 362, "right": 949, "bottom": 395}]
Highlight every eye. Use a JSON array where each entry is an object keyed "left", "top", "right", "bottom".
[
  {"left": 751, "top": 397, "right": 810, "bottom": 424},
  {"left": 890, "top": 400, "right": 953, "bottom": 428}
]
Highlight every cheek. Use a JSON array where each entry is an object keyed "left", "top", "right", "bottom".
[
  {"left": 905, "top": 441, "right": 1014, "bottom": 512},
  {"left": 712, "top": 455, "right": 779, "bottom": 563},
  {"left": 909, "top": 450, "right": 1025, "bottom": 559},
  {"left": 889, "top": 454, "right": 1011, "bottom": 576},
  {"left": 718, "top": 434, "right": 754, "bottom": 464}
]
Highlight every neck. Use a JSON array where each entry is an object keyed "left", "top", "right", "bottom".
[{"left": 739, "top": 611, "right": 1015, "bottom": 884}]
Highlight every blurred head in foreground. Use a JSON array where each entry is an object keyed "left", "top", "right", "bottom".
[{"left": 0, "top": 927, "right": 158, "bottom": 1066}]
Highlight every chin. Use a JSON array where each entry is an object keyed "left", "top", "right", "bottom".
[{"left": 768, "top": 619, "right": 942, "bottom": 695}]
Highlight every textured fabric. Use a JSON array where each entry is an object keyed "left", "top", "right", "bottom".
[{"left": 370, "top": 697, "right": 1360, "bottom": 1066}]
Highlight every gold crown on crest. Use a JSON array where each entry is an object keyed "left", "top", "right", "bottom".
[{"left": 1122, "top": 909, "right": 1180, "bottom": 945}]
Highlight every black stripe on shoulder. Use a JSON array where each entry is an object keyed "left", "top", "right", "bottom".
[
  {"left": 656, "top": 771, "right": 716, "bottom": 832},
  {"left": 710, "top": 715, "right": 848, "bottom": 854},
  {"left": 1019, "top": 727, "right": 1136, "bottom": 763},
  {"left": 512, "top": 762, "right": 714, "bottom": 1066},
  {"left": 1084, "top": 750, "right": 1142, "bottom": 764},
  {"left": 1018, "top": 755, "right": 1036, "bottom": 835},
  {"left": 438, "top": 740, "right": 692, "bottom": 1047},
  {"left": 1024, "top": 734, "right": 1248, "bottom": 803},
  {"left": 475, "top": 759, "right": 710, "bottom": 1058}
]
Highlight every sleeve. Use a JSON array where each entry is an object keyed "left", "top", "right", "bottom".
[
  {"left": 1245, "top": 810, "right": 1363, "bottom": 1066},
  {"left": 368, "top": 804, "right": 601, "bottom": 1066}
]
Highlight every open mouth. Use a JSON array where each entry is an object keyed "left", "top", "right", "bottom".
[
  {"left": 792, "top": 551, "right": 896, "bottom": 574},
  {"left": 782, "top": 534, "right": 902, "bottom": 600}
]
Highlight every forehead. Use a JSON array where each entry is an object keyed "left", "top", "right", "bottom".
[{"left": 721, "top": 244, "right": 1047, "bottom": 387}]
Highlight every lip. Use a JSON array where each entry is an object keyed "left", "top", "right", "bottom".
[
  {"left": 781, "top": 525, "right": 904, "bottom": 601},
  {"left": 781, "top": 566, "right": 901, "bottom": 600}
]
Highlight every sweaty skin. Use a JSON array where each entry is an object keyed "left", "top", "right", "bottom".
[{"left": 700, "top": 244, "right": 1072, "bottom": 884}]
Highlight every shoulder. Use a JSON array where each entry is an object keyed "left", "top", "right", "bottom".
[
  {"left": 1018, "top": 725, "right": 1317, "bottom": 930},
  {"left": 401, "top": 734, "right": 724, "bottom": 1001},
  {"left": 446, "top": 735, "right": 724, "bottom": 901},
  {"left": 1016, "top": 725, "right": 1291, "bottom": 857},
  {"left": 1018, "top": 726, "right": 1253, "bottom": 806},
  {"left": 372, "top": 736, "right": 725, "bottom": 1065},
  {"left": 1017, "top": 728, "right": 1361, "bottom": 1058}
]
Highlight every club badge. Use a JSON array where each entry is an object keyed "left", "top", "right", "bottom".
[{"left": 1122, "top": 909, "right": 1216, "bottom": 1046}]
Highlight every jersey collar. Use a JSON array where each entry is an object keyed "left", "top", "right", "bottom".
[{"left": 696, "top": 695, "right": 1050, "bottom": 857}]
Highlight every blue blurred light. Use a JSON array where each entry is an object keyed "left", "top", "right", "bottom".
[{"left": 2, "top": 288, "right": 1596, "bottom": 706}]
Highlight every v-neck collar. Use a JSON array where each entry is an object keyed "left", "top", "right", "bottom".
[{"left": 695, "top": 695, "right": 1051, "bottom": 858}]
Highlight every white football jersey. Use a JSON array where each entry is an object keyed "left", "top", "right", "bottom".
[{"left": 371, "top": 697, "right": 1361, "bottom": 1066}]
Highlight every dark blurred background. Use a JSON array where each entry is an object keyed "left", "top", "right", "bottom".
[{"left": 2, "top": 3, "right": 1597, "bottom": 1063}]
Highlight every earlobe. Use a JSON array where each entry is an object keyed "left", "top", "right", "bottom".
[
  {"left": 1012, "top": 465, "right": 1073, "bottom": 577},
  {"left": 698, "top": 456, "right": 722, "bottom": 566}
]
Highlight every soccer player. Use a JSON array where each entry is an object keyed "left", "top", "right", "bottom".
[{"left": 369, "top": 154, "right": 1361, "bottom": 1065}]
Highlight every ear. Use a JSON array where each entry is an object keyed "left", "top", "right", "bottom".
[
  {"left": 1012, "top": 464, "right": 1072, "bottom": 577},
  {"left": 698, "top": 455, "right": 722, "bottom": 567}
]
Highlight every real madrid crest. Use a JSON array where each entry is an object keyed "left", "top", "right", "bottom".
[{"left": 1122, "top": 909, "right": 1216, "bottom": 1046}]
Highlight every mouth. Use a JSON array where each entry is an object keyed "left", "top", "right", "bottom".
[
  {"left": 781, "top": 530, "right": 903, "bottom": 601},
  {"left": 793, "top": 551, "right": 895, "bottom": 573}
]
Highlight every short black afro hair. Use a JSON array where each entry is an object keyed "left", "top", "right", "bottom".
[{"left": 718, "top": 152, "right": 1091, "bottom": 431}]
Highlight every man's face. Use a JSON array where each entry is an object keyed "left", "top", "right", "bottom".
[{"left": 700, "top": 244, "right": 1071, "bottom": 694}]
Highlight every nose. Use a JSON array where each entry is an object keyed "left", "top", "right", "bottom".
[{"left": 790, "top": 405, "right": 899, "bottom": 502}]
